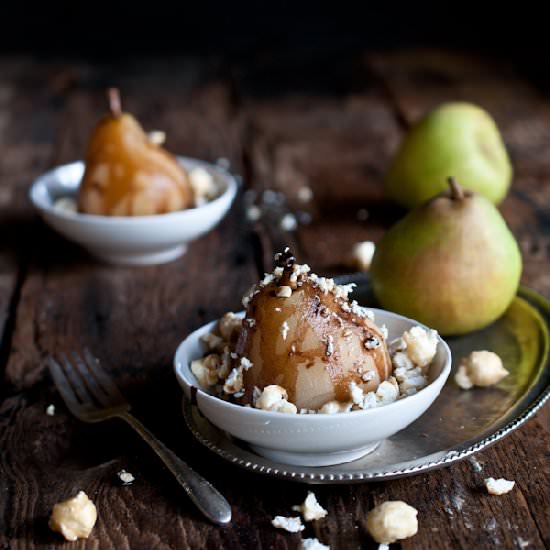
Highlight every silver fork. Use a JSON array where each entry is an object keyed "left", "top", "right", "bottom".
[{"left": 47, "top": 349, "right": 231, "bottom": 525}]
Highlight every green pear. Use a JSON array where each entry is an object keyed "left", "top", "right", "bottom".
[
  {"left": 386, "top": 102, "right": 512, "bottom": 209},
  {"left": 370, "top": 178, "right": 522, "bottom": 335}
]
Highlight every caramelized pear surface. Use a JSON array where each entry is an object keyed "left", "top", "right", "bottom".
[
  {"left": 238, "top": 256, "right": 392, "bottom": 410},
  {"left": 78, "top": 89, "right": 192, "bottom": 216}
]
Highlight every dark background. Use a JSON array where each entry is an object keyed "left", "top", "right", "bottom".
[
  {"left": 3, "top": 3, "right": 550, "bottom": 96},
  {"left": 2, "top": 3, "right": 548, "bottom": 66}
]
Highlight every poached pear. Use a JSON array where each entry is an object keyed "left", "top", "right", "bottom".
[
  {"left": 371, "top": 178, "right": 522, "bottom": 335},
  {"left": 237, "top": 249, "right": 392, "bottom": 410},
  {"left": 78, "top": 88, "right": 193, "bottom": 216},
  {"left": 386, "top": 102, "right": 512, "bottom": 209}
]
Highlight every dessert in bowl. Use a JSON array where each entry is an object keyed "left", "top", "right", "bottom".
[
  {"left": 175, "top": 249, "right": 452, "bottom": 466},
  {"left": 29, "top": 89, "right": 237, "bottom": 265}
]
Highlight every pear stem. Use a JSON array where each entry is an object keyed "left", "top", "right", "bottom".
[
  {"left": 447, "top": 177, "right": 465, "bottom": 201},
  {"left": 107, "top": 88, "right": 122, "bottom": 117}
]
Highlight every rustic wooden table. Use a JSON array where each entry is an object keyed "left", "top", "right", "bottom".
[{"left": 0, "top": 50, "right": 548, "bottom": 549}]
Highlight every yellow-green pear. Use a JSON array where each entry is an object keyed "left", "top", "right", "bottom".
[
  {"left": 386, "top": 103, "right": 512, "bottom": 209},
  {"left": 371, "top": 178, "right": 522, "bottom": 335}
]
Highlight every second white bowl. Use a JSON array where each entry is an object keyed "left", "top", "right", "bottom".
[
  {"left": 174, "top": 309, "right": 452, "bottom": 467},
  {"left": 29, "top": 157, "right": 238, "bottom": 265}
]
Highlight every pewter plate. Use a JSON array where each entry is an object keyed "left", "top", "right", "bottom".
[{"left": 182, "top": 275, "right": 550, "bottom": 483}]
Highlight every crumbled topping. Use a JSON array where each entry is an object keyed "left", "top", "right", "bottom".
[
  {"left": 223, "top": 367, "right": 244, "bottom": 395},
  {"left": 342, "top": 329, "right": 353, "bottom": 338},
  {"left": 275, "top": 307, "right": 282, "bottom": 312},
  {"left": 389, "top": 337, "right": 407, "bottom": 354},
  {"left": 191, "top": 357, "right": 219, "bottom": 387},
  {"left": 380, "top": 324, "right": 389, "bottom": 340},
  {"left": 292, "top": 491, "right": 328, "bottom": 521},
  {"left": 49, "top": 491, "right": 97, "bottom": 542},
  {"left": 240, "top": 357, "right": 253, "bottom": 370},
  {"left": 117, "top": 469, "right": 135, "bottom": 485},
  {"left": 402, "top": 326, "right": 438, "bottom": 367},
  {"left": 366, "top": 501, "right": 418, "bottom": 544},
  {"left": 455, "top": 351, "right": 508, "bottom": 389},
  {"left": 255, "top": 385, "right": 297, "bottom": 414},
  {"left": 300, "top": 538, "right": 330, "bottom": 550},
  {"left": 392, "top": 351, "right": 414, "bottom": 371},
  {"left": 277, "top": 286, "right": 293, "bottom": 298},
  {"left": 319, "top": 400, "right": 352, "bottom": 414},
  {"left": 340, "top": 300, "right": 374, "bottom": 320},
  {"left": 46, "top": 404, "right": 55, "bottom": 416},
  {"left": 280, "top": 321, "right": 290, "bottom": 341},
  {"left": 218, "top": 312, "right": 242, "bottom": 342},
  {"left": 364, "top": 336, "right": 380, "bottom": 350},
  {"left": 351, "top": 241, "right": 376, "bottom": 271},
  {"left": 309, "top": 273, "right": 335, "bottom": 294},
  {"left": 376, "top": 378, "right": 399, "bottom": 405},
  {"left": 242, "top": 285, "right": 259, "bottom": 307},
  {"left": 262, "top": 273, "right": 276, "bottom": 286},
  {"left": 272, "top": 515, "right": 304, "bottom": 533},
  {"left": 326, "top": 335, "right": 334, "bottom": 357},
  {"left": 289, "top": 263, "right": 311, "bottom": 286},
  {"left": 201, "top": 332, "right": 224, "bottom": 352},
  {"left": 189, "top": 166, "right": 219, "bottom": 206},
  {"left": 349, "top": 377, "right": 399, "bottom": 410},
  {"left": 252, "top": 386, "right": 262, "bottom": 405},
  {"left": 362, "top": 371, "right": 375, "bottom": 382},
  {"left": 333, "top": 283, "right": 356, "bottom": 300},
  {"left": 485, "top": 477, "right": 515, "bottom": 495}
]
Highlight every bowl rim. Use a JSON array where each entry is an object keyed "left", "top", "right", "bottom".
[
  {"left": 174, "top": 308, "right": 453, "bottom": 421},
  {"left": 28, "top": 156, "right": 239, "bottom": 224}
]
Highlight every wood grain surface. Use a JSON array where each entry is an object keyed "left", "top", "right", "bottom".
[{"left": 0, "top": 50, "right": 548, "bottom": 549}]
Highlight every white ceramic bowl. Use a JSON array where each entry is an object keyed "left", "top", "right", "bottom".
[
  {"left": 174, "top": 309, "right": 452, "bottom": 467},
  {"left": 29, "top": 157, "right": 238, "bottom": 265}
]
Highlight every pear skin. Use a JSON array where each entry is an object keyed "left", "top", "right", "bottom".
[
  {"left": 78, "top": 88, "right": 192, "bottom": 216},
  {"left": 386, "top": 103, "right": 512, "bottom": 209},
  {"left": 371, "top": 179, "right": 522, "bottom": 336}
]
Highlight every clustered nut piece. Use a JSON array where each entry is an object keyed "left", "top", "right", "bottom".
[
  {"left": 292, "top": 492, "right": 328, "bottom": 522},
  {"left": 455, "top": 351, "right": 508, "bottom": 390},
  {"left": 271, "top": 515, "right": 304, "bottom": 533},
  {"left": 48, "top": 491, "right": 97, "bottom": 542},
  {"left": 484, "top": 477, "right": 515, "bottom": 495},
  {"left": 366, "top": 500, "right": 419, "bottom": 545},
  {"left": 301, "top": 539, "right": 330, "bottom": 550}
]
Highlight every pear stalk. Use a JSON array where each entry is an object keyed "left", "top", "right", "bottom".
[
  {"left": 447, "top": 176, "right": 464, "bottom": 201},
  {"left": 107, "top": 88, "right": 122, "bottom": 118}
]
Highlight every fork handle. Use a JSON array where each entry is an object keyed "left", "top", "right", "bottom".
[{"left": 117, "top": 411, "right": 231, "bottom": 525}]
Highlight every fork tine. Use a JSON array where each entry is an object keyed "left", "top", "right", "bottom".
[
  {"left": 71, "top": 351, "right": 112, "bottom": 407},
  {"left": 47, "top": 355, "right": 85, "bottom": 417},
  {"left": 57, "top": 352, "right": 95, "bottom": 404},
  {"left": 82, "top": 348, "right": 126, "bottom": 403}
]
